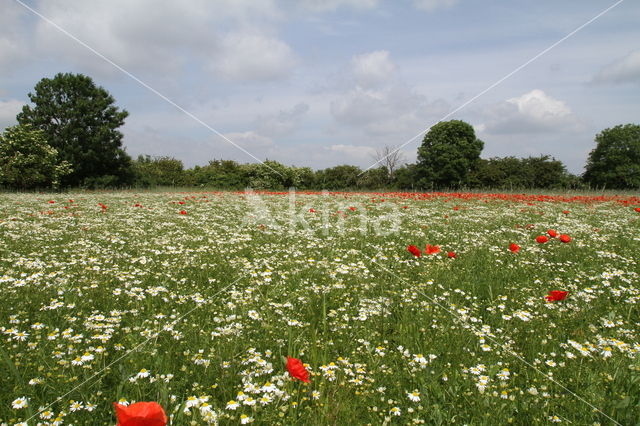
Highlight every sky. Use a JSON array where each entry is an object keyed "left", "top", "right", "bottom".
[{"left": 0, "top": 0, "right": 639, "bottom": 174}]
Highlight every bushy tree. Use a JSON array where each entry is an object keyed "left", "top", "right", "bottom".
[
  {"left": 0, "top": 124, "right": 71, "bottom": 189},
  {"left": 247, "top": 160, "right": 300, "bottom": 190},
  {"left": 416, "top": 120, "right": 484, "bottom": 188},
  {"left": 522, "top": 155, "right": 571, "bottom": 189},
  {"left": 583, "top": 124, "right": 640, "bottom": 189},
  {"left": 190, "top": 160, "right": 249, "bottom": 188},
  {"left": 469, "top": 155, "right": 572, "bottom": 189},
  {"left": 133, "top": 155, "right": 185, "bottom": 187},
  {"left": 392, "top": 164, "right": 420, "bottom": 190},
  {"left": 17, "top": 73, "right": 133, "bottom": 187},
  {"left": 295, "top": 167, "right": 316, "bottom": 189},
  {"left": 469, "top": 157, "right": 523, "bottom": 188},
  {"left": 313, "top": 165, "right": 362, "bottom": 190},
  {"left": 357, "top": 167, "right": 389, "bottom": 189}
]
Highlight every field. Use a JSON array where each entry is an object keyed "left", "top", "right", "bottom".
[{"left": 1, "top": 190, "right": 639, "bottom": 425}]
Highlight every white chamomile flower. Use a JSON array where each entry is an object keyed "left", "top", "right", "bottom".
[{"left": 12, "top": 397, "right": 29, "bottom": 409}]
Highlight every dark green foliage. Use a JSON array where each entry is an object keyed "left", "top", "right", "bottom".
[
  {"left": 180, "top": 160, "right": 316, "bottom": 190},
  {"left": 189, "top": 160, "right": 250, "bottom": 189},
  {"left": 357, "top": 167, "right": 389, "bottom": 189},
  {"left": 469, "top": 155, "right": 574, "bottom": 189},
  {"left": 416, "top": 120, "right": 484, "bottom": 188},
  {"left": 246, "top": 160, "right": 304, "bottom": 190},
  {"left": 583, "top": 124, "right": 640, "bottom": 189},
  {"left": 133, "top": 155, "right": 186, "bottom": 187},
  {"left": 17, "top": 73, "right": 133, "bottom": 188},
  {"left": 392, "top": 164, "right": 420, "bottom": 190},
  {"left": 313, "top": 165, "right": 362, "bottom": 190}
]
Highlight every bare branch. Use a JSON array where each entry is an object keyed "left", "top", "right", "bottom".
[{"left": 373, "top": 145, "right": 406, "bottom": 180}]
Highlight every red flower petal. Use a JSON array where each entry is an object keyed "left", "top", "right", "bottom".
[
  {"left": 286, "top": 356, "right": 310, "bottom": 383},
  {"left": 545, "top": 290, "right": 568, "bottom": 302},
  {"left": 535, "top": 235, "right": 548, "bottom": 244},
  {"left": 407, "top": 245, "right": 421, "bottom": 257},
  {"left": 425, "top": 244, "right": 441, "bottom": 255},
  {"left": 113, "top": 402, "right": 167, "bottom": 426},
  {"left": 559, "top": 234, "right": 571, "bottom": 243},
  {"left": 509, "top": 243, "right": 520, "bottom": 253}
]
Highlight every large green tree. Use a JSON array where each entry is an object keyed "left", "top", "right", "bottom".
[
  {"left": 583, "top": 124, "right": 640, "bottom": 189},
  {"left": 0, "top": 124, "right": 72, "bottom": 189},
  {"left": 416, "top": 120, "right": 484, "bottom": 188},
  {"left": 17, "top": 73, "right": 133, "bottom": 187}
]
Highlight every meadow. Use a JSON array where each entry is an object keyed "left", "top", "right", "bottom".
[{"left": 1, "top": 190, "right": 639, "bottom": 425}]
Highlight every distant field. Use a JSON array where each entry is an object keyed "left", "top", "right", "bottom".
[{"left": 1, "top": 190, "right": 639, "bottom": 425}]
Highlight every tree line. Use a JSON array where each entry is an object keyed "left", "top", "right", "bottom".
[
  {"left": 129, "top": 154, "right": 579, "bottom": 191},
  {"left": 1, "top": 73, "right": 639, "bottom": 191}
]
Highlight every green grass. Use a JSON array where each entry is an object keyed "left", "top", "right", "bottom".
[{"left": 0, "top": 190, "right": 639, "bottom": 425}]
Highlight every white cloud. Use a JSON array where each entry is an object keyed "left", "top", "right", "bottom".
[
  {"left": 0, "top": 2, "right": 29, "bottom": 71},
  {"left": 478, "top": 89, "right": 583, "bottom": 134},
  {"left": 293, "top": 0, "right": 380, "bottom": 12},
  {"left": 34, "top": 1, "right": 210, "bottom": 73},
  {"left": 0, "top": 99, "right": 24, "bottom": 130},
  {"left": 412, "top": 0, "right": 458, "bottom": 12},
  {"left": 509, "top": 89, "right": 571, "bottom": 120},
  {"left": 327, "top": 49, "right": 450, "bottom": 145},
  {"left": 255, "top": 103, "right": 310, "bottom": 137},
  {"left": 592, "top": 50, "right": 640, "bottom": 85},
  {"left": 350, "top": 50, "right": 396, "bottom": 88},
  {"left": 223, "top": 131, "right": 274, "bottom": 149},
  {"left": 330, "top": 84, "right": 449, "bottom": 135},
  {"left": 30, "top": 0, "right": 289, "bottom": 80},
  {"left": 328, "top": 144, "right": 377, "bottom": 161},
  {"left": 213, "top": 32, "right": 297, "bottom": 82}
]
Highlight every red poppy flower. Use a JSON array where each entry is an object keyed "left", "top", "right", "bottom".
[
  {"left": 48, "top": 200, "right": 55, "bottom": 204},
  {"left": 635, "top": 207, "right": 640, "bottom": 213},
  {"left": 535, "top": 235, "right": 548, "bottom": 244},
  {"left": 113, "top": 401, "right": 167, "bottom": 426},
  {"left": 286, "top": 356, "right": 310, "bottom": 383},
  {"left": 407, "top": 245, "right": 421, "bottom": 257},
  {"left": 178, "top": 201, "right": 186, "bottom": 205},
  {"left": 559, "top": 234, "right": 571, "bottom": 243},
  {"left": 545, "top": 290, "right": 568, "bottom": 302},
  {"left": 425, "top": 244, "right": 441, "bottom": 255},
  {"left": 179, "top": 210, "right": 187, "bottom": 215},
  {"left": 562, "top": 210, "right": 570, "bottom": 215},
  {"left": 547, "top": 229, "right": 558, "bottom": 238},
  {"left": 447, "top": 251, "right": 456, "bottom": 258},
  {"left": 509, "top": 243, "right": 520, "bottom": 253},
  {"left": 309, "top": 208, "right": 316, "bottom": 213},
  {"left": 349, "top": 206, "right": 356, "bottom": 211}
]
